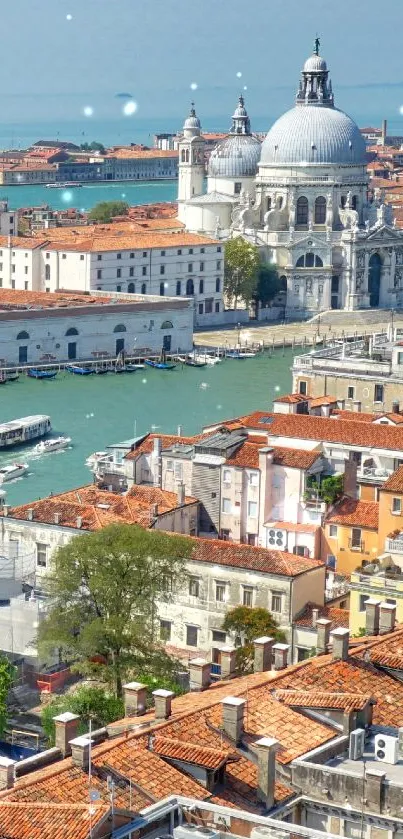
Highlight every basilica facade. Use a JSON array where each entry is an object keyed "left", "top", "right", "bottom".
[{"left": 177, "top": 45, "right": 403, "bottom": 317}]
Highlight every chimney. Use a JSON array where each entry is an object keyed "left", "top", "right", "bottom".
[
  {"left": 382, "top": 119, "right": 388, "bottom": 144},
  {"left": 54, "top": 512, "right": 61, "bottom": 525},
  {"left": 312, "top": 608, "right": 320, "bottom": 627},
  {"left": 177, "top": 425, "right": 183, "bottom": 436},
  {"left": 189, "top": 658, "right": 211, "bottom": 692},
  {"left": 258, "top": 447, "right": 275, "bottom": 526},
  {"left": 53, "top": 711, "right": 79, "bottom": 757},
  {"left": 379, "top": 602, "right": 396, "bottom": 634},
  {"left": 177, "top": 482, "right": 185, "bottom": 507},
  {"left": 70, "top": 736, "right": 92, "bottom": 770},
  {"left": 316, "top": 618, "right": 332, "bottom": 653},
  {"left": 253, "top": 636, "right": 273, "bottom": 672},
  {"left": 331, "top": 627, "right": 350, "bottom": 661},
  {"left": 365, "top": 599, "right": 380, "bottom": 636},
  {"left": 27, "top": 508, "right": 34, "bottom": 521},
  {"left": 255, "top": 737, "right": 279, "bottom": 810},
  {"left": 352, "top": 400, "right": 361, "bottom": 413},
  {"left": 76, "top": 516, "right": 82, "bottom": 529},
  {"left": 123, "top": 682, "right": 147, "bottom": 716},
  {"left": 151, "top": 503, "right": 159, "bottom": 518},
  {"left": 152, "top": 688, "right": 174, "bottom": 720},
  {"left": 220, "top": 646, "right": 237, "bottom": 679},
  {"left": 0, "top": 757, "right": 15, "bottom": 791},
  {"left": 2, "top": 505, "right": 8, "bottom": 517},
  {"left": 221, "top": 696, "right": 246, "bottom": 745},
  {"left": 272, "top": 643, "right": 289, "bottom": 671},
  {"left": 152, "top": 437, "right": 162, "bottom": 487}
]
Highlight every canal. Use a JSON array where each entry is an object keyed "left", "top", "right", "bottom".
[
  {"left": 0, "top": 348, "right": 295, "bottom": 506},
  {"left": 2, "top": 180, "right": 178, "bottom": 212}
]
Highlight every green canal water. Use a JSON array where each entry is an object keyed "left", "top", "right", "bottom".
[{"left": 0, "top": 349, "right": 295, "bottom": 506}]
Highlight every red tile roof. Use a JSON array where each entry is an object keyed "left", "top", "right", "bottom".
[
  {"left": 325, "top": 498, "right": 379, "bottom": 529},
  {"left": 226, "top": 442, "right": 321, "bottom": 470},
  {"left": 293, "top": 603, "right": 350, "bottom": 629},
  {"left": 0, "top": 801, "right": 108, "bottom": 839},
  {"left": 309, "top": 396, "right": 338, "bottom": 407},
  {"left": 381, "top": 464, "right": 403, "bottom": 493},
  {"left": 273, "top": 393, "right": 308, "bottom": 405},
  {"left": 269, "top": 521, "right": 319, "bottom": 534},
  {"left": 152, "top": 736, "right": 228, "bottom": 769},
  {"left": 191, "top": 538, "right": 324, "bottom": 577},
  {"left": 243, "top": 411, "right": 403, "bottom": 451},
  {"left": 273, "top": 690, "right": 373, "bottom": 712},
  {"left": 125, "top": 432, "right": 204, "bottom": 461}
]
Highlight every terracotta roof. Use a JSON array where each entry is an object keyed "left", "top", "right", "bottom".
[
  {"left": 332, "top": 410, "right": 377, "bottom": 423},
  {"left": 226, "top": 441, "right": 321, "bottom": 470},
  {"left": 309, "top": 396, "right": 338, "bottom": 407},
  {"left": 293, "top": 603, "right": 350, "bottom": 629},
  {"left": 0, "top": 801, "right": 108, "bottom": 839},
  {"left": 152, "top": 736, "right": 228, "bottom": 769},
  {"left": 106, "top": 148, "right": 178, "bottom": 159},
  {"left": 33, "top": 219, "right": 184, "bottom": 240},
  {"left": 273, "top": 689, "right": 373, "bottom": 712},
  {"left": 273, "top": 393, "right": 308, "bottom": 405},
  {"left": 191, "top": 538, "right": 324, "bottom": 577},
  {"left": 381, "top": 464, "right": 403, "bottom": 492},
  {"left": 0, "top": 288, "right": 117, "bottom": 310},
  {"left": 3, "top": 484, "right": 198, "bottom": 531},
  {"left": 125, "top": 432, "right": 204, "bottom": 461},
  {"left": 243, "top": 411, "right": 403, "bottom": 451},
  {"left": 325, "top": 498, "right": 379, "bottom": 529},
  {"left": 269, "top": 521, "right": 319, "bottom": 534}
]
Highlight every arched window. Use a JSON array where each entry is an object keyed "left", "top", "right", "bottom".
[
  {"left": 141, "top": 283, "right": 146, "bottom": 294},
  {"left": 267, "top": 196, "right": 272, "bottom": 211},
  {"left": 65, "top": 327, "right": 79, "bottom": 336},
  {"left": 116, "top": 285, "right": 121, "bottom": 292},
  {"left": 128, "top": 283, "right": 135, "bottom": 293},
  {"left": 296, "top": 253, "right": 323, "bottom": 268},
  {"left": 160, "top": 282, "right": 165, "bottom": 296},
  {"left": 181, "top": 149, "right": 186, "bottom": 163},
  {"left": 279, "top": 275, "right": 287, "bottom": 292},
  {"left": 296, "top": 196, "right": 309, "bottom": 226},
  {"left": 45, "top": 264, "right": 50, "bottom": 281},
  {"left": 216, "top": 277, "right": 220, "bottom": 293},
  {"left": 16, "top": 330, "right": 29, "bottom": 340},
  {"left": 186, "top": 278, "right": 194, "bottom": 295},
  {"left": 161, "top": 320, "right": 173, "bottom": 329},
  {"left": 113, "top": 324, "right": 127, "bottom": 333},
  {"left": 185, "top": 149, "right": 189, "bottom": 163},
  {"left": 314, "top": 196, "right": 326, "bottom": 224}
]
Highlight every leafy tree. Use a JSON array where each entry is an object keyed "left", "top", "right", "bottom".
[
  {"left": 221, "top": 606, "right": 286, "bottom": 674},
  {"left": 306, "top": 474, "right": 344, "bottom": 505},
  {"left": 224, "top": 238, "right": 260, "bottom": 308},
  {"left": 41, "top": 686, "right": 124, "bottom": 745},
  {"left": 38, "top": 524, "right": 193, "bottom": 697},
  {"left": 0, "top": 656, "right": 14, "bottom": 737},
  {"left": 252, "top": 263, "right": 281, "bottom": 312},
  {"left": 88, "top": 201, "right": 129, "bottom": 223},
  {"left": 80, "top": 141, "right": 106, "bottom": 154}
]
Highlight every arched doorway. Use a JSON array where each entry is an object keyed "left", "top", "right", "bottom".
[{"left": 368, "top": 253, "right": 382, "bottom": 307}]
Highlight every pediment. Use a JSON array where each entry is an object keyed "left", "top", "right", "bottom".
[
  {"left": 290, "top": 234, "right": 326, "bottom": 251},
  {"left": 365, "top": 224, "right": 403, "bottom": 242}
]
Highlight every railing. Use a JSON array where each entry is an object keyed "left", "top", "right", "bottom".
[
  {"left": 348, "top": 538, "right": 365, "bottom": 551},
  {"left": 386, "top": 538, "right": 403, "bottom": 553},
  {"left": 358, "top": 467, "right": 393, "bottom": 482},
  {"left": 210, "top": 663, "right": 221, "bottom": 676}
]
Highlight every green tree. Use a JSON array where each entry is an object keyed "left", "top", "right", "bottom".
[
  {"left": 224, "top": 238, "right": 260, "bottom": 308},
  {"left": 0, "top": 656, "right": 14, "bottom": 737},
  {"left": 80, "top": 141, "right": 106, "bottom": 154},
  {"left": 38, "top": 524, "right": 193, "bottom": 697},
  {"left": 221, "top": 606, "right": 286, "bottom": 674},
  {"left": 252, "top": 263, "right": 281, "bottom": 313},
  {"left": 306, "top": 474, "right": 344, "bottom": 505},
  {"left": 41, "top": 686, "right": 124, "bottom": 745},
  {"left": 88, "top": 201, "right": 129, "bottom": 223}
]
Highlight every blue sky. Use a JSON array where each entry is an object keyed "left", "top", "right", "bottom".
[{"left": 2, "top": 0, "right": 403, "bottom": 130}]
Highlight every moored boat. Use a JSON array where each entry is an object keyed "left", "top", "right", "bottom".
[
  {"left": 226, "top": 349, "right": 256, "bottom": 359},
  {"left": 144, "top": 360, "right": 176, "bottom": 370},
  {"left": 0, "top": 463, "right": 28, "bottom": 482},
  {"left": 66, "top": 365, "right": 94, "bottom": 376},
  {"left": 178, "top": 356, "right": 207, "bottom": 368},
  {"left": 5, "top": 372, "right": 19, "bottom": 382},
  {"left": 193, "top": 353, "right": 221, "bottom": 366},
  {"left": 28, "top": 369, "right": 58, "bottom": 380},
  {"left": 34, "top": 436, "right": 71, "bottom": 454}
]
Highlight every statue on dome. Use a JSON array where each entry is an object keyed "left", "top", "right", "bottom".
[{"left": 314, "top": 35, "right": 320, "bottom": 56}]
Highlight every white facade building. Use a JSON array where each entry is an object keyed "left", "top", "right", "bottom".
[
  {"left": 179, "top": 42, "right": 403, "bottom": 317},
  {"left": 0, "top": 201, "right": 18, "bottom": 237}
]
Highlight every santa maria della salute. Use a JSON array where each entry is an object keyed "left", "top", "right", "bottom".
[{"left": 177, "top": 40, "right": 403, "bottom": 318}]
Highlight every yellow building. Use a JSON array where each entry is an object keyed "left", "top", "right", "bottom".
[
  {"left": 378, "top": 465, "right": 403, "bottom": 554},
  {"left": 349, "top": 564, "right": 403, "bottom": 634},
  {"left": 322, "top": 497, "right": 379, "bottom": 576}
]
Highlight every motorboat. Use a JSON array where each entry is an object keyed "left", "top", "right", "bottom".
[
  {"left": 178, "top": 356, "right": 207, "bottom": 368},
  {"left": 144, "top": 360, "right": 176, "bottom": 370},
  {"left": 193, "top": 353, "right": 221, "bottom": 366},
  {"left": 5, "top": 372, "right": 19, "bottom": 382},
  {"left": 226, "top": 349, "right": 256, "bottom": 359},
  {"left": 86, "top": 451, "right": 108, "bottom": 469},
  {"left": 0, "top": 416, "right": 51, "bottom": 448},
  {"left": 45, "top": 182, "right": 83, "bottom": 189},
  {"left": 94, "top": 368, "right": 109, "bottom": 375},
  {"left": 0, "top": 463, "right": 28, "bottom": 482},
  {"left": 28, "top": 369, "right": 58, "bottom": 380},
  {"left": 123, "top": 364, "right": 138, "bottom": 373},
  {"left": 66, "top": 365, "right": 94, "bottom": 375},
  {"left": 34, "top": 436, "right": 71, "bottom": 454}
]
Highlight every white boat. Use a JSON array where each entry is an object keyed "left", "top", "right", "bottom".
[
  {"left": 34, "top": 436, "right": 71, "bottom": 454},
  {"left": 193, "top": 353, "right": 221, "bottom": 366},
  {"left": 0, "top": 463, "right": 28, "bottom": 482},
  {"left": 0, "top": 416, "right": 51, "bottom": 449},
  {"left": 85, "top": 451, "right": 108, "bottom": 469}
]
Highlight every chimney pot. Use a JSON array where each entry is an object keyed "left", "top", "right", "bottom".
[
  {"left": 152, "top": 503, "right": 159, "bottom": 518},
  {"left": 255, "top": 737, "right": 279, "bottom": 810},
  {"left": 53, "top": 711, "right": 79, "bottom": 757},
  {"left": 69, "top": 736, "right": 92, "bottom": 770},
  {"left": 189, "top": 657, "right": 211, "bottom": 692},
  {"left": 221, "top": 696, "right": 246, "bottom": 745},
  {"left": 331, "top": 627, "right": 350, "bottom": 660},
  {"left": 312, "top": 607, "right": 320, "bottom": 627},
  {"left": 152, "top": 688, "right": 174, "bottom": 720},
  {"left": 272, "top": 643, "right": 290, "bottom": 671},
  {"left": 316, "top": 618, "right": 332, "bottom": 653},
  {"left": 27, "top": 508, "right": 34, "bottom": 521},
  {"left": 253, "top": 636, "right": 273, "bottom": 672},
  {"left": 0, "top": 757, "right": 15, "bottom": 791},
  {"left": 123, "top": 681, "right": 147, "bottom": 717},
  {"left": 76, "top": 516, "right": 82, "bottom": 529},
  {"left": 177, "top": 425, "right": 183, "bottom": 436},
  {"left": 54, "top": 512, "right": 61, "bottom": 525},
  {"left": 379, "top": 601, "right": 396, "bottom": 634},
  {"left": 219, "top": 645, "right": 237, "bottom": 679},
  {"left": 364, "top": 598, "right": 380, "bottom": 636}
]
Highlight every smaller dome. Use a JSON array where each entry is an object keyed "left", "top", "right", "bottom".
[
  {"left": 208, "top": 135, "right": 261, "bottom": 178},
  {"left": 303, "top": 54, "right": 327, "bottom": 73},
  {"left": 183, "top": 103, "right": 201, "bottom": 136}
]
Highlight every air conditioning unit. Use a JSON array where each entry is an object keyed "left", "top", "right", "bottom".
[
  {"left": 174, "top": 827, "right": 221, "bottom": 839},
  {"left": 349, "top": 728, "right": 365, "bottom": 760},
  {"left": 374, "top": 734, "right": 399, "bottom": 764},
  {"left": 267, "top": 528, "right": 287, "bottom": 549}
]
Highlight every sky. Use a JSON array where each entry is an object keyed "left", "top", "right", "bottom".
[{"left": 2, "top": 0, "right": 403, "bottom": 137}]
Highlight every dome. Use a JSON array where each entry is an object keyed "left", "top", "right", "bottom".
[
  {"left": 260, "top": 105, "right": 367, "bottom": 166},
  {"left": 208, "top": 134, "right": 261, "bottom": 178},
  {"left": 303, "top": 54, "right": 327, "bottom": 72},
  {"left": 184, "top": 115, "right": 201, "bottom": 131},
  {"left": 183, "top": 103, "right": 201, "bottom": 137}
]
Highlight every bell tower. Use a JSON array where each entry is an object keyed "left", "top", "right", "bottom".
[{"left": 177, "top": 103, "right": 205, "bottom": 218}]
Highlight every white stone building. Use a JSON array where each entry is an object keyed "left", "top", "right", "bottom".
[
  {"left": 0, "top": 288, "right": 193, "bottom": 365},
  {"left": 0, "top": 231, "right": 224, "bottom": 328},
  {"left": 178, "top": 42, "right": 403, "bottom": 317}
]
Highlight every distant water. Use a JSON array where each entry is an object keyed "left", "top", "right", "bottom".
[
  {"left": 2, "top": 180, "right": 178, "bottom": 212},
  {"left": 0, "top": 350, "right": 295, "bottom": 506}
]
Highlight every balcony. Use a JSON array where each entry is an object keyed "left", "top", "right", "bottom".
[
  {"left": 386, "top": 538, "right": 403, "bottom": 554},
  {"left": 358, "top": 467, "right": 393, "bottom": 483}
]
